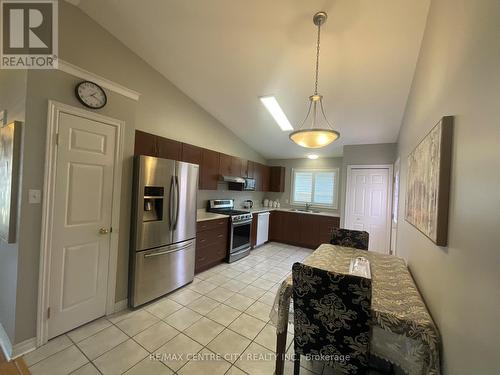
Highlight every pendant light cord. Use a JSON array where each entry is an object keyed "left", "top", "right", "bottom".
[{"left": 314, "top": 22, "right": 321, "bottom": 95}]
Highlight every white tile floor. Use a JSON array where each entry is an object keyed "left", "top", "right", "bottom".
[{"left": 24, "top": 242, "right": 329, "bottom": 375}]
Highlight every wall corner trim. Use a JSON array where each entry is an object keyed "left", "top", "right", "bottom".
[
  {"left": 0, "top": 323, "right": 13, "bottom": 360},
  {"left": 114, "top": 299, "right": 128, "bottom": 313},
  {"left": 58, "top": 59, "right": 141, "bottom": 101},
  {"left": 12, "top": 337, "right": 37, "bottom": 359}
]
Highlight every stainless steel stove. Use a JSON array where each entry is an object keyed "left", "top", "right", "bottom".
[{"left": 208, "top": 199, "right": 253, "bottom": 262}]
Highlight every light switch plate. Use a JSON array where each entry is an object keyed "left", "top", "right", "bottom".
[{"left": 29, "top": 189, "right": 41, "bottom": 204}]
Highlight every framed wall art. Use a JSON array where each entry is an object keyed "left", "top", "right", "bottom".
[
  {"left": 405, "top": 116, "right": 453, "bottom": 246},
  {"left": 0, "top": 121, "right": 22, "bottom": 243}
]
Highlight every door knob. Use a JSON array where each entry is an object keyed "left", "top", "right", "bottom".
[{"left": 99, "top": 228, "right": 109, "bottom": 235}]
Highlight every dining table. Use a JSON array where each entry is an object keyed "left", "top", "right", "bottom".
[{"left": 269, "top": 244, "right": 441, "bottom": 375}]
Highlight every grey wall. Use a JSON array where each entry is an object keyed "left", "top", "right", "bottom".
[
  {"left": 0, "top": 69, "right": 27, "bottom": 344},
  {"left": 13, "top": 69, "right": 137, "bottom": 344},
  {"left": 267, "top": 158, "right": 343, "bottom": 215},
  {"left": 59, "top": 2, "right": 265, "bottom": 164},
  {"left": 395, "top": 0, "right": 500, "bottom": 374},
  {"left": 1, "top": 1, "right": 266, "bottom": 345},
  {"left": 340, "top": 143, "right": 396, "bottom": 225}
]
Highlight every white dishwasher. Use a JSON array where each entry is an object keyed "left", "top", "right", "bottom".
[{"left": 256, "top": 212, "right": 270, "bottom": 247}]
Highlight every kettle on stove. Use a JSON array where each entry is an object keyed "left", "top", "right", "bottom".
[{"left": 243, "top": 200, "right": 254, "bottom": 209}]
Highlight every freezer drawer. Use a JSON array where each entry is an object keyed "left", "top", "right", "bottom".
[{"left": 130, "top": 239, "right": 195, "bottom": 307}]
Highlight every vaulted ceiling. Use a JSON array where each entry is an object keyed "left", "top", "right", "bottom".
[{"left": 76, "top": 0, "right": 430, "bottom": 158}]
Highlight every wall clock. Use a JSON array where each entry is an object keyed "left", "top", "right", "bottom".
[{"left": 75, "top": 81, "right": 107, "bottom": 109}]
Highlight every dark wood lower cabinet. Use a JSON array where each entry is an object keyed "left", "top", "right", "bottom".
[
  {"left": 250, "top": 215, "right": 258, "bottom": 248},
  {"left": 195, "top": 218, "right": 228, "bottom": 273},
  {"left": 269, "top": 211, "right": 340, "bottom": 249}
]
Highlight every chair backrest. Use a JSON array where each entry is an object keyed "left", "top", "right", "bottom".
[
  {"left": 330, "top": 228, "right": 369, "bottom": 250},
  {"left": 292, "top": 262, "right": 372, "bottom": 374}
]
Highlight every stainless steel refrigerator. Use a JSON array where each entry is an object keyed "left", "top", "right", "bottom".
[{"left": 129, "top": 155, "right": 198, "bottom": 307}]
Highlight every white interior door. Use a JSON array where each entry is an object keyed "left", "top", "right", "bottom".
[
  {"left": 346, "top": 168, "right": 391, "bottom": 253},
  {"left": 48, "top": 111, "right": 117, "bottom": 339}
]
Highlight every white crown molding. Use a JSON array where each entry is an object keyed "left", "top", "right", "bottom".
[{"left": 58, "top": 59, "right": 141, "bottom": 101}]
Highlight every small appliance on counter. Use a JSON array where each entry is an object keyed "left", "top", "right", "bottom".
[
  {"left": 207, "top": 199, "right": 253, "bottom": 262},
  {"left": 129, "top": 155, "right": 198, "bottom": 308},
  {"left": 243, "top": 200, "right": 253, "bottom": 209}
]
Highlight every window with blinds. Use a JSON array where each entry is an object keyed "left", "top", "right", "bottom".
[{"left": 291, "top": 168, "right": 339, "bottom": 208}]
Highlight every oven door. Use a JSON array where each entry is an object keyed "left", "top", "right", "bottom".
[{"left": 230, "top": 219, "right": 252, "bottom": 253}]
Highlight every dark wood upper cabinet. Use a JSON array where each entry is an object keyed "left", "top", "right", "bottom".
[
  {"left": 253, "top": 162, "right": 263, "bottom": 191},
  {"left": 262, "top": 165, "right": 271, "bottom": 192},
  {"left": 157, "top": 136, "right": 182, "bottom": 160},
  {"left": 219, "top": 154, "right": 243, "bottom": 177},
  {"left": 181, "top": 143, "right": 202, "bottom": 165},
  {"left": 241, "top": 159, "right": 248, "bottom": 178},
  {"left": 231, "top": 157, "right": 242, "bottom": 177},
  {"left": 134, "top": 130, "right": 285, "bottom": 192},
  {"left": 134, "top": 130, "right": 157, "bottom": 157},
  {"left": 247, "top": 161, "right": 255, "bottom": 178},
  {"left": 200, "top": 148, "right": 220, "bottom": 190},
  {"left": 135, "top": 130, "right": 182, "bottom": 160},
  {"left": 219, "top": 153, "right": 233, "bottom": 176},
  {"left": 270, "top": 166, "right": 286, "bottom": 192}
]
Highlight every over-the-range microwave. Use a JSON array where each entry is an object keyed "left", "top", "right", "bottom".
[
  {"left": 227, "top": 177, "right": 256, "bottom": 191},
  {"left": 243, "top": 178, "right": 256, "bottom": 191}
]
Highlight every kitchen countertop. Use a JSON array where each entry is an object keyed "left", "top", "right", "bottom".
[
  {"left": 246, "top": 207, "right": 340, "bottom": 218},
  {"left": 196, "top": 209, "right": 229, "bottom": 222},
  {"left": 196, "top": 207, "right": 340, "bottom": 222}
]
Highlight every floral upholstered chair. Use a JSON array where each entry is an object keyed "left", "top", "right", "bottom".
[
  {"left": 330, "top": 228, "right": 369, "bottom": 250},
  {"left": 292, "top": 263, "right": 372, "bottom": 375}
]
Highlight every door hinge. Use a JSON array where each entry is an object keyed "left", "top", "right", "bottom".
[
  {"left": 47, "top": 307, "right": 51, "bottom": 319},
  {"left": 110, "top": 227, "right": 113, "bottom": 233},
  {"left": 55, "top": 133, "right": 59, "bottom": 146}
]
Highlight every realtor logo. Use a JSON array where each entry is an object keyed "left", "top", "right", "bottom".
[{"left": 1, "top": 0, "right": 58, "bottom": 69}]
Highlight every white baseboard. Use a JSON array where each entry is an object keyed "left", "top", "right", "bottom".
[
  {"left": 12, "top": 337, "right": 37, "bottom": 358},
  {"left": 114, "top": 299, "right": 128, "bottom": 313},
  {"left": 0, "top": 323, "right": 13, "bottom": 360}
]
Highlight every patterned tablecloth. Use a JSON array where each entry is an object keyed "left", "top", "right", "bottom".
[{"left": 269, "top": 244, "right": 441, "bottom": 375}]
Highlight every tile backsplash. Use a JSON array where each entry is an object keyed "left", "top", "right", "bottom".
[{"left": 197, "top": 182, "right": 277, "bottom": 210}]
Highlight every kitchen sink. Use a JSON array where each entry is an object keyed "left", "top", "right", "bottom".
[{"left": 289, "top": 208, "right": 321, "bottom": 213}]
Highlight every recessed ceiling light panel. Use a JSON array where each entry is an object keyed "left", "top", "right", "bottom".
[
  {"left": 307, "top": 154, "right": 319, "bottom": 159},
  {"left": 260, "top": 96, "right": 293, "bottom": 131}
]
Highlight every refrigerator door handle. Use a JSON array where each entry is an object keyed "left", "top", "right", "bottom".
[
  {"left": 144, "top": 243, "right": 192, "bottom": 258},
  {"left": 169, "top": 176, "right": 175, "bottom": 230},
  {"left": 174, "top": 175, "right": 180, "bottom": 230}
]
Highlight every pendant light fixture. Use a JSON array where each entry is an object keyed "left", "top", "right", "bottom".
[{"left": 289, "top": 11, "right": 340, "bottom": 148}]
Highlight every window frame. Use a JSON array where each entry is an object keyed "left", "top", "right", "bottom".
[{"left": 290, "top": 168, "right": 339, "bottom": 209}]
